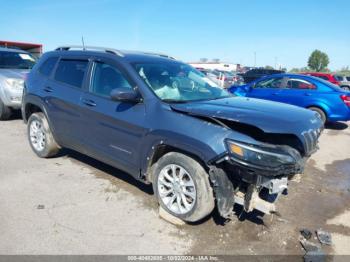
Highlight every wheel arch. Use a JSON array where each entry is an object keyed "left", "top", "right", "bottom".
[
  {"left": 22, "top": 95, "right": 59, "bottom": 142},
  {"left": 22, "top": 95, "right": 47, "bottom": 123},
  {"left": 143, "top": 142, "right": 212, "bottom": 183},
  {"left": 306, "top": 104, "right": 329, "bottom": 117}
]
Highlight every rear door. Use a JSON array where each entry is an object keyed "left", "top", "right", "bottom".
[
  {"left": 247, "top": 76, "right": 287, "bottom": 102},
  {"left": 45, "top": 57, "right": 90, "bottom": 148},
  {"left": 79, "top": 58, "right": 147, "bottom": 176},
  {"left": 276, "top": 77, "right": 318, "bottom": 107}
]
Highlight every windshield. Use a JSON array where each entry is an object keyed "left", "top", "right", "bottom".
[
  {"left": 0, "top": 51, "right": 36, "bottom": 69},
  {"left": 133, "top": 61, "right": 232, "bottom": 102}
]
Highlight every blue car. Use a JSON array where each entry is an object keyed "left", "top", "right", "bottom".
[{"left": 228, "top": 73, "right": 350, "bottom": 123}]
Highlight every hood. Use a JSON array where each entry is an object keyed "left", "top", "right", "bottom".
[
  {"left": 0, "top": 69, "right": 29, "bottom": 80},
  {"left": 170, "top": 97, "right": 323, "bottom": 135}
]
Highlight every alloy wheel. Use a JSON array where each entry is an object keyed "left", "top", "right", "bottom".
[
  {"left": 157, "top": 164, "right": 196, "bottom": 215},
  {"left": 29, "top": 120, "right": 46, "bottom": 152}
]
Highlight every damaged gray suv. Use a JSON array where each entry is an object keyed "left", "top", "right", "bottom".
[{"left": 23, "top": 46, "right": 323, "bottom": 223}]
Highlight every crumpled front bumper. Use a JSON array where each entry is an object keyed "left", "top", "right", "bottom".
[{"left": 208, "top": 152, "right": 308, "bottom": 219}]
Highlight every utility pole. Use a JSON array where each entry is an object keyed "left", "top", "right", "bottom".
[
  {"left": 254, "top": 51, "right": 256, "bottom": 68},
  {"left": 274, "top": 57, "right": 278, "bottom": 69}
]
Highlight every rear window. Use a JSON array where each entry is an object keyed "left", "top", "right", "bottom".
[
  {"left": 346, "top": 77, "right": 350, "bottom": 81},
  {"left": 54, "top": 59, "right": 88, "bottom": 88},
  {"left": 334, "top": 75, "right": 344, "bottom": 81},
  {"left": 38, "top": 57, "right": 58, "bottom": 76},
  {"left": 316, "top": 75, "right": 329, "bottom": 80}
]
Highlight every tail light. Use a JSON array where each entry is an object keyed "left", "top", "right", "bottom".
[{"left": 340, "top": 95, "right": 350, "bottom": 106}]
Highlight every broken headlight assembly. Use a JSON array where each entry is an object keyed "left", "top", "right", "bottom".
[{"left": 226, "top": 140, "right": 296, "bottom": 169}]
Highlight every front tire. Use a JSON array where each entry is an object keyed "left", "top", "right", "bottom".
[
  {"left": 27, "top": 112, "right": 60, "bottom": 158},
  {"left": 309, "top": 107, "right": 327, "bottom": 124},
  {"left": 0, "top": 98, "right": 12, "bottom": 120},
  {"left": 152, "top": 152, "right": 215, "bottom": 222}
]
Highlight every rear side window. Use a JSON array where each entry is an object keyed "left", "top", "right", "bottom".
[
  {"left": 54, "top": 59, "right": 88, "bottom": 88},
  {"left": 334, "top": 75, "right": 343, "bottom": 81},
  {"left": 38, "top": 57, "right": 58, "bottom": 77},
  {"left": 287, "top": 79, "right": 316, "bottom": 89}
]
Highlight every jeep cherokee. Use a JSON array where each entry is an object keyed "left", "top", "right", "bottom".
[{"left": 22, "top": 46, "right": 323, "bottom": 222}]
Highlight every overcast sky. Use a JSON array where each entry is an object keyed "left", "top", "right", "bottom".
[{"left": 1, "top": 0, "right": 349, "bottom": 70}]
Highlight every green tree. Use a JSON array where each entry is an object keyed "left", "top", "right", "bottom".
[
  {"left": 308, "top": 50, "right": 329, "bottom": 72},
  {"left": 335, "top": 66, "right": 350, "bottom": 76},
  {"left": 289, "top": 67, "right": 310, "bottom": 73},
  {"left": 264, "top": 65, "right": 274, "bottom": 70}
]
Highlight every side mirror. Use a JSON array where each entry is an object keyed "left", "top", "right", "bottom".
[
  {"left": 248, "top": 83, "right": 255, "bottom": 90},
  {"left": 110, "top": 88, "right": 141, "bottom": 103}
]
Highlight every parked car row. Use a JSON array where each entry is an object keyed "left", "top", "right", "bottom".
[{"left": 196, "top": 68, "right": 244, "bottom": 88}]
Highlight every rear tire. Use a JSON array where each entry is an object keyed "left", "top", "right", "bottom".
[
  {"left": 0, "top": 99, "right": 12, "bottom": 120},
  {"left": 152, "top": 152, "right": 215, "bottom": 223},
  {"left": 27, "top": 112, "right": 60, "bottom": 158},
  {"left": 308, "top": 107, "right": 327, "bottom": 124}
]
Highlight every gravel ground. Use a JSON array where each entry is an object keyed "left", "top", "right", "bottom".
[{"left": 0, "top": 117, "right": 349, "bottom": 257}]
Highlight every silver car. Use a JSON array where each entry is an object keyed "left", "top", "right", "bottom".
[
  {"left": 334, "top": 75, "right": 350, "bottom": 91},
  {"left": 0, "top": 47, "right": 36, "bottom": 120}
]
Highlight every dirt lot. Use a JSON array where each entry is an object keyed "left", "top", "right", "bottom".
[{"left": 0, "top": 117, "right": 349, "bottom": 257}]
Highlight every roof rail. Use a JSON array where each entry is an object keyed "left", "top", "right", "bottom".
[
  {"left": 55, "top": 45, "right": 124, "bottom": 57},
  {"left": 143, "top": 52, "right": 176, "bottom": 60}
]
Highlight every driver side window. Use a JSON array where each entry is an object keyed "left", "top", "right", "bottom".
[
  {"left": 91, "top": 62, "right": 132, "bottom": 98},
  {"left": 254, "top": 77, "right": 285, "bottom": 89}
]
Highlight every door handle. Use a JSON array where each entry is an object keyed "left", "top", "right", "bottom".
[
  {"left": 304, "top": 93, "right": 312, "bottom": 96},
  {"left": 272, "top": 92, "right": 279, "bottom": 95},
  {"left": 43, "top": 86, "right": 53, "bottom": 93},
  {"left": 82, "top": 99, "right": 96, "bottom": 107}
]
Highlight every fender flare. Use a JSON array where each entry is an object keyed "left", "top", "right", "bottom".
[{"left": 22, "top": 94, "right": 58, "bottom": 140}]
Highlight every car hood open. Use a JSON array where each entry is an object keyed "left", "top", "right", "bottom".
[{"left": 170, "top": 97, "right": 323, "bottom": 135}]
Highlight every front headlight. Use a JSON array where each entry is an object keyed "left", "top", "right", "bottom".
[
  {"left": 5, "top": 78, "right": 24, "bottom": 91},
  {"left": 226, "top": 140, "right": 296, "bottom": 168}
]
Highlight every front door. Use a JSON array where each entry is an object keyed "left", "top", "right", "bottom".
[
  {"left": 248, "top": 77, "right": 288, "bottom": 102},
  {"left": 79, "top": 59, "right": 147, "bottom": 176}
]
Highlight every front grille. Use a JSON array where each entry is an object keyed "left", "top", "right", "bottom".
[{"left": 302, "top": 129, "right": 320, "bottom": 155}]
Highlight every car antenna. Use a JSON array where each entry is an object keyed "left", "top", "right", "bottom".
[{"left": 81, "top": 36, "right": 86, "bottom": 50}]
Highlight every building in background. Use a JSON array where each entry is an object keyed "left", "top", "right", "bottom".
[
  {"left": 0, "top": 40, "right": 42, "bottom": 58},
  {"left": 189, "top": 62, "right": 239, "bottom": 72}
]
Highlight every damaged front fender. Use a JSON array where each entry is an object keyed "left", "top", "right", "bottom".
[{"left": 208, "top": 165, "right": 235, "bottom": 218}]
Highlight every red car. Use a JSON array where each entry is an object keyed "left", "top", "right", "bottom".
[{"left": 301, "top": 72, "right": 340, "bottom": 86}]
